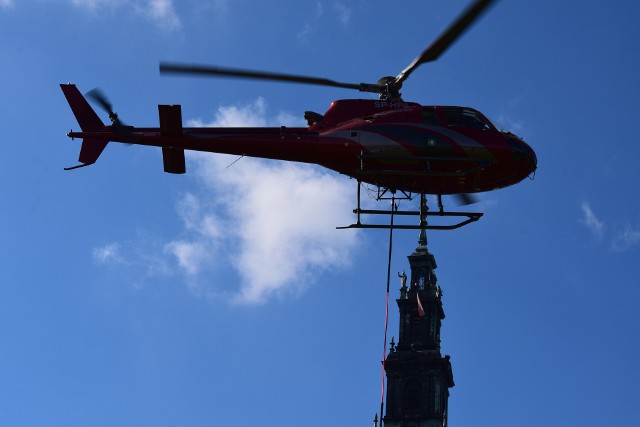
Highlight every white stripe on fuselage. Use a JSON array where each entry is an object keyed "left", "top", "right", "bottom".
[{"left": 323, "top": 125, "right": 487, "bottom": 153}]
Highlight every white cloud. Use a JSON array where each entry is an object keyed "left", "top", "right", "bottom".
[
  {"left": 297, "top": 1, "right": 351, "bottom": 42},
  {"left": 164, "top": 240, "right": 209, "bottom": 276},
  {"left": 187, "top": 153, "right": 357, "bottom": 304},
  {"left": 174, "top": 192, "right": 222, "bottom": 237},
  {"left": 92, "top": 232, "right": 176, "bottom": 288},
  {"left": 333, "top": 1, "right": 352, "bottom": 26},
  {"left": 0, "top": 0, "right": 14, "bottom": 9},
  {"left": 611, "top": 224, "right": 640, "bottom": 252},
  {"left": 93, "top": 243, "right": 126, "bottom": 265},
  {"left": 297, "top": 2, "right": 322, "bottom": 44},
  {"left": 135, "top": 0, "right": 181, "bottom": 30},
  {"left": 71, "top": 0, "right": 127, "bottom": 9},
  {"left": 580, "top": 202, "right": 605, "bottom": 238},
  {"left": 578, "top": 202, "right": 640, "bottom": 252},
  {"left": 212, "top": 0, "right": 228, "bottom": 14},
  {"left": 162, "top": 192, "right": 223, "bottom": 277},
  {"left": 70, "top": 0, "right": 181, "bottom": 30},
  {"left": 190, "top": 98, "right": 268, "bottom": 128},
  {"left": 91, "top": 99, "right": 361, "bottom": 303},
  {"left": 171, "top": 99, "right": 359, "bottom": 304},
  {"left": 297, "top": 22, "right": 315, "bottom": 43}
]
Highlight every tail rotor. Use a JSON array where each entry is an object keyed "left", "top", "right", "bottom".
[{"left": 86, "top": 88, "right": 126, "bottom": 127}]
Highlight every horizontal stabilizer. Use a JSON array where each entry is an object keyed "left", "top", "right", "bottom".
[
  {"left": 79, "top": 138, "right": 109, "bottom": 165},
  {"left": 162, "top": 147, "right": 186, "bottom": 174}
]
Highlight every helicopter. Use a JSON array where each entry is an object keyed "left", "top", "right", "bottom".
[{"left": 61, "top": 0, "right": 536, "bottom": 230}]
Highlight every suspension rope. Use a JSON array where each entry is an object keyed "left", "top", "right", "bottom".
[{"left": 379, "top": 195, "right": 396, "bottom": 426}]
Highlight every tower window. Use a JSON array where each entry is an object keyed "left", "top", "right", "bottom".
[
  {"left": 434, "top": 377, "right": 442, "bottom": 414},
  {"left": 430, "top": 315, "right": 436, "bottom": 339},
  {"left": 404, "top": 378, "right": 421, "bottom": 416}
]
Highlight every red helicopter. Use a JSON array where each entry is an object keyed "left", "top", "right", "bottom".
[{"left": 61, "top": 0, "right": 536, "bottom": 229}]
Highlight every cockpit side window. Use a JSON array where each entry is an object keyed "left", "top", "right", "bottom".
[
  {"left": 440, "top": 107, "right": 493, "bottom": 130},
  {"left": 421, "top": 107, "right": 440, "bottom": 126}
]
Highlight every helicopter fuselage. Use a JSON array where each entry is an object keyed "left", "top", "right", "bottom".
[{"left": 62, "top": 84, "right": 536, "bottom": 195}]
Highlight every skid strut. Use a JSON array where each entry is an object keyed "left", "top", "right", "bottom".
[{"left": 338, "top": 183, "right": 482, "bottom": 230}]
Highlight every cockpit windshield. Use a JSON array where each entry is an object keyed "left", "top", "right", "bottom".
[
  {"left": 421, "top": 107, "right": 440, "bottom": 126},
  {"left": 439, "top": 107, "right": 494, "bottom": 131}
]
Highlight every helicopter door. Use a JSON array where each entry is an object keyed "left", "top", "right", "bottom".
[{"left": 437, "top": 106, "right": 495, "bottom": 188}]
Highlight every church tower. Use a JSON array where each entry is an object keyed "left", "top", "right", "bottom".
[{"left": 383, "top": 231, "right": 454, "bottom": 427}]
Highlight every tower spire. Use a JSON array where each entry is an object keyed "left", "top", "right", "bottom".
[{"left": 383, "top": 226, "right": 454, "bottom": 427}]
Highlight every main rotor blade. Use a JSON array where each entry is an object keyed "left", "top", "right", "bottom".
[
  {"left": 160, "top": 62, "right": 371, "bottom": 92},
  {"left": 395, "top": 0, "right": 496, "bottom": 86}
]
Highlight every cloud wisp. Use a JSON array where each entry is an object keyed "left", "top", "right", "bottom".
[
  {"left": 0, "top": 0, "right": 14, "bottom": 9},
  {"left": 92, "top": 230, "right": 175, "bottom": 291},
  {"left": 93, "top": 243, "right": 127, "bottom": 265},
  {"left": 580, "top": 201, "right": 605, "bottom": 239},
  {"left": 70, "top": 0, "right": 181, "bottom": 30},
  {"left": 163, "top": 192, "right": 223, "bottom": 277},
  {"left": 332, "top": 1, "right": 352, "bottom": 26},
  {"left": 578, "top": 201, "right": 640, "bottom": 252},
  {"left": 611, "top": 224, "right": 640, "bottom": 252},
  {"left": 297, "top": 1, "right": 353, "bottom": 43}
]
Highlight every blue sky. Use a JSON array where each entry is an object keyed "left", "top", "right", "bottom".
[{"left": 1, "top": 0, "right": 639, "bottom": 425}]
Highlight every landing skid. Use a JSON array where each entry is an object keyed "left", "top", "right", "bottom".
[{"left": 337, "top": 182, "right": 482, "bottom": 230}]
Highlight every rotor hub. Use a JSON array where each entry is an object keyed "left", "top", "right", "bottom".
[{"left": 376, "top": 76, "right": 402, "bottom": 101}]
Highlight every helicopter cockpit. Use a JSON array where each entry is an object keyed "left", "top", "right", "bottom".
[
  {"left": 422, "top": 106, "right": 495, "bottom": 131},
  {"left": 438, "top": 107, "right": 494, "bottom": 131}
]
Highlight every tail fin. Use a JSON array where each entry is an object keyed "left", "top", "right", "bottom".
[{"left": 60, "top": 83, "right": 109, "bottom": 166}]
